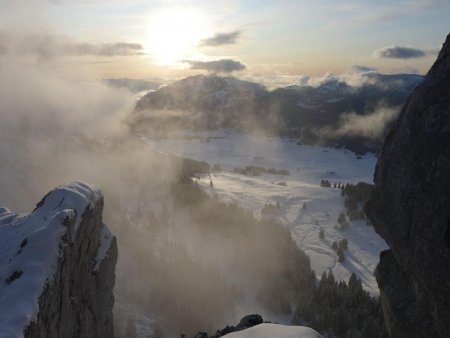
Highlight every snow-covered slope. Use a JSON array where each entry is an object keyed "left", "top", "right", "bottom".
[
  {"left": 0, "top": 182, "right": 116, "bottom": 338},
  {"left": 143, "top": 131, "right": 388, "bottom": 295},
  {"left": 222, "top": 323, "right": 321, "bottom": 338}
]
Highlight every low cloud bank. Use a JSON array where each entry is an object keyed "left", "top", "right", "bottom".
[{"left": 320, "top": 105, "right": 400, "bottom": 139}]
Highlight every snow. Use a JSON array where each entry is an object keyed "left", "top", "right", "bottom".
[
  {"left": 0, "top": 182, "right": 102, "bottom": 338},
  {"left": 222, "top": 323, "right": 322, "bottom": 338},
  {"left": 143, "top": 131, "right": 388, "bottom": 295}
]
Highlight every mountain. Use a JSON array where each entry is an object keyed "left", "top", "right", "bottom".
[
  {"left": 0, "top": 182, "right": 117, "bottom": 338},
  {"left": 133, "top": 74, "right": 277, "bottom": 134},
  {"left": 132, "top": 72, "right": 423, "bottom": 153},
  {"left": 366, "top": 33, "right": 450, "bottom": 337}
]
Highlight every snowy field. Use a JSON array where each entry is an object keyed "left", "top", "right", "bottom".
[{"left": 143, "top": 131, "right": 388, "bottom": 295}]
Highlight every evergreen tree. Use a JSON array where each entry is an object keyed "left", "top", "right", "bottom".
[
  {"left": 341, "top": 238, "right": 348, "bottom": 250},
  {"left": 361, "top": 316, "right": 379, "bottom": 338},
  {"left": 151, "top": 323, "right": 164, "bottom": 338},
  {"left": 337, "top": 213, "right": 347, "bottom": 225},
  {"left": 319, "top": 229, "right": 325, "bottom": 240},
  {"left": 332, "top": 241, "right": 338, "bottom": 251},
  {"left": 337, "top": 246, "right": 345, "bottom": 262},
  {"left": 124, "top": 317, "right": 137, "bottom": 338}
]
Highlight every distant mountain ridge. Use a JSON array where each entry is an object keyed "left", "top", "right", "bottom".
[{"left": 132, "top": 72, "right": 424, "bottom": 153}]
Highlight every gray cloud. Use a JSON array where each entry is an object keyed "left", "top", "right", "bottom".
[
  {"left": 352, "top": 65, "right": 378, "bottom": 73},
  {"left": 1, "top": 33, "right": 143, "bottom": 59},
  {"left": 200, "top": 31, "right": 241, "bottom": 47},
  {"left": 70, "top": 42, "right": 144, "bottom": 56},
  {"left": 374, "top": 45, "right": 427, "bottom": 59},
  {"left": 183, "top": 59, "right": 246, "bottom": 73}
]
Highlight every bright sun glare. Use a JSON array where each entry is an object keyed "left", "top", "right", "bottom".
[{"left": 146, "top": 8, "right": 209, "bottom": 65}]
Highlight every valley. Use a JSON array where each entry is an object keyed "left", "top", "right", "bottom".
[{"left": 142, "top": 131, "right": 388, "bottom": 295}]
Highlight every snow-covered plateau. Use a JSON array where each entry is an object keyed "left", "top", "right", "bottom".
[{"left": 143, "top": 130, "right": 388, "bottom": 295}]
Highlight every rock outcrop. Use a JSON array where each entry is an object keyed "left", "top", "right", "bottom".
[
  {"left": 366, "top": 33, "right": 450, "bottom": 337},
  {"left": 199, "top": 314, "right": 320, "bottom": 338},
  {"left": 0, "top": 182, "right": 117, "bottom": 338},
  {"left": 210, "top": 314, "right": 264, "bottom": 337}
]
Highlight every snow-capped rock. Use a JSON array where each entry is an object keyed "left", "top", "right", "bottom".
[
  {"left": 0, "top": 182, "right": 117, "bottom": 338},
  {"left": 221, "top": 323, "right": 321, "bottom": 338}
]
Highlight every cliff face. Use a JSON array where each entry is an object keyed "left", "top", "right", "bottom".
[
  {"left": 366, "top": 34, "right": 450, "bottom": 338},
  {"left": 0, "top": 183, "right": 117, "bottom": 338}
]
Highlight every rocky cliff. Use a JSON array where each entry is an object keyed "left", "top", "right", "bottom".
[
  {"left": 366, "top": 33, "right": 450, "bottom": 337},
  {"left": 0, "top": 182, "right": 117, "bottom": 338}
]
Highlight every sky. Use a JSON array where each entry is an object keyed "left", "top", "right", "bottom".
[{"left": 0, "top": 0, "right": 449, "bottom": 82}]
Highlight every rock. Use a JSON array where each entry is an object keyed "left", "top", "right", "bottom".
[
  {"left": 236, "top": 314, "right": 264, "bottom": 330},
  {"left": 195, "top": 333, "right": 209, "bottom": 338},
  {"left": 0, "top": 183, "right": 117, "bottom": 338},
  {"left": 212, "top": 314, "right": 264, "bottom": 337},
  {"left": 366, "top": 33, "right": 450, "bottom": 337}
]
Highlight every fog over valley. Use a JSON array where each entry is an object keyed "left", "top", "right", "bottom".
[{"left": 1, "top": 1, "right": 449, "bottom": 338}]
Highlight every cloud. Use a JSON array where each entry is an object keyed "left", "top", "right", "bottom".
[
  {"left": 320, "top": 105, "right": 400, "bottom": 139},
  {"left": 72, "top": 42, "right": 143, "bottom": 56},
  {"left": 373, "top": 45, "right": 427, "bottom": 59},
  {"left": 23, "top": 36, "right": 144, "bottom": 58},
  {"left": 0, "top": 33, "right": 144, "bottom": 59},
  {"left": 352, "top": 65, "right": 378, "bottom": 73},
  {"left": 183, "top": 58, "right": 246, "bottom": 73},
  {"left": 200, "top": 31, "right": 241, "bottom": 46}
]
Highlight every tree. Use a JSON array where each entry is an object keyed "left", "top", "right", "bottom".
[
  {"left": 337, "top": 246, "right": 345, "bottom": 262},
  {"left": 361, "top": 316, "right": 379, "bottom": 338},
  {"left": 337, "top": 213, "right": 349, "bottom": 230},
  {"left": 332, "top": 241, "right": 338, "bottom": 251},
  {"left": 341, "top": 238, "right": 348, "bottom": 250},
  {"left": 151, "top": 322, "right": 164, "bottom": 338},
  {"left": 348, "top": 273, "right": 362, "bottom": 294},
  {"left": 319, "top": 229, "right": 325, "bottom": 240},
  {"left": 337, "top": 213, "right": 347, "bottom": 225},
  {"left": 124, "top": 317, "right": 137, "bottom": 338}
]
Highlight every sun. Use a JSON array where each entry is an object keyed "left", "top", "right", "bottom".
[{"left": 146, "top": 8, "right": 209, "bottom": 65}]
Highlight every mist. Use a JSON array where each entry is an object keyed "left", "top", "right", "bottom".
[
  {"left": 0, "top": 33, "right": 311, "bottom": 338},
  {"left": 320, "top": 105, "right": 400, "bottom": 139}
]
